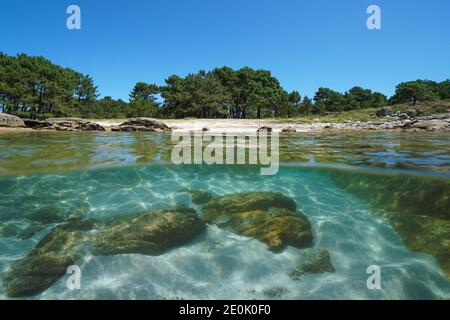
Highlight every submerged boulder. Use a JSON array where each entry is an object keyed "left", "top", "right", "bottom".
[
  {"left": 111, "top": 118, "right": 172, "bottom": 133},
  {"left": 0, "top": 113, "right": 25, "bottom": 128},
  {"left": 2, "top": 220, "right": 96, "bottom": 297},
  {"left": 263, "top": 286, "right": 289, "bottom": 298},
  {"left": 384, "top": 213, "right": 450, "bottom": 279},
  {"left": 203, "top": 192, "right": 312, "bottom": 252},
  {"left": 289, "top": 249, "right": 335, "bottom": 280},
  {"left": 26, "top": 205, "right": 84, "bottom": 224},
  {"left": 328, "top": 171, "right": 450, "bottom": 280},
  {"left": 203, "top": 192, "right": 297, "bottom": 216},
  {"left": 93, "top": 208, "right": 205, "bottom": 256},
  {"left": 3, "top": 207, "right": 206, "bottom": 297}
]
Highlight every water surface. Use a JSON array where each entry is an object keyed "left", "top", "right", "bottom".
[{"left": 0, "top": 131, "right": 449, "bottom": 300}]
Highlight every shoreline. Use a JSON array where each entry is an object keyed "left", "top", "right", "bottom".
[{"left": 1, "top": 114, "right": 450, "bottom": 134}]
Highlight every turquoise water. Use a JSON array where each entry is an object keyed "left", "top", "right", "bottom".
[{"left": 0, "top": 131, "right": 449, "bottom": 300}]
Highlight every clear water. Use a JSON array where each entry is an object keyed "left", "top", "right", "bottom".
[{"left": 0, "top": 131, "right": 449, "bottom": 300}]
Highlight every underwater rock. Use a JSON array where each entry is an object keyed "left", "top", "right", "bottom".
[
  {"left": 183, "top": 189, "right": 214, "bottom": 205},
  {"left": 329, "top": 172, "right": 450, "bottom": 220},
  {"left": 26, "top": 206, "right": 66, "bottom": 223},
  {"left": 2, "top": 207, "right": 206, "bottom": 297},
  {"left": 263, "top": 286, "right": 289, "bottom": 298},
  {"left": 26, "top": 205, "right": 85, "bottom": 224},
  {"left": 203, "top": 192, "right": 312, "bottom": 252},
  {"left": 328, "top": 171, "right": 450, "bottom": 280},
  {"left": 2, "top": 220, "right": 96, "bottom": 297},
  {"left": 203, "top": 192, "right": 297, "bottom": 216},
  {"left": 18, "top": 222, "right": 46, "bottom": 240},
  {"left": 0, "top": 224, "right": 21, "bottom": 238},
  {"left": 289, "top": 249, "right": 335, "bottom": 281},
  {"left": 384, "top": 213, "right": 450, "bottom": 279},
  {"left": 92, "top": 208, "right": 205, "bottom": 256}
]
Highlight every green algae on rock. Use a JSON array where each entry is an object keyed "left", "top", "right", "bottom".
[
  {"left": 328, "top": 171, "right": 450, "bottom": 279},
  {"left": 2, "top": 220, "right": 96, "bottom": 297},
  {"left": 25, "top": 203, "right": 88, "bottom": 224},
  {"left": 202, "top": 192, "right": 312, "bottom": 252},
  {"left": 203, "top": 192, "right": 297, "bottom": 217},
  {"left": 92, "top": 208, "right": 205, "bottom": 256},
  {"left": 384, "top": 213, "right": 450, "bottom": 279},
  {"left": 289, "top": 249, "right": 335, "bottom": 281},
  {"left": 3, "top": 208, "right": 206, "bottom": 297}
]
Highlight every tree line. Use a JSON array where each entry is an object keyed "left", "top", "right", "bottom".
[{"left": 1, "top": 53, "right": 449, "bottom": 119}]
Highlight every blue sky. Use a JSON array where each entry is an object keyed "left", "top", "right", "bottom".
[{"left": 0, "top": 0, "right": 449, "bottom": 101}]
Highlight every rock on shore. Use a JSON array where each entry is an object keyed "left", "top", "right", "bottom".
[
  {"left": 111, "top": 117, "right": 172, "bottom": 132},
  {"left": 0, "top": 113, "right": 25, "bottom": 128},
  {"left": 23, "top": 118, "right": 106, "bottom": 131}
]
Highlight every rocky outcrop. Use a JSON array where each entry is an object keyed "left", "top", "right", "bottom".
[
  {"left": 0, "top": 113, "right": 25, "bottom": 128},
  {"left": 281, "top": 127, "right": 297, "bottom": 133},
  {"left": 321, "top": 113, "right": 450, "bottom": 131},
  {"left": 111, "top": 118, "right": 172, "bottom": 132},
  {"left": 376, "top": 107, "right": 392, "bottom": 117},
  {"left": 202, "top": 192, "right": 312, "bottom": 252},
  {"left": 48, "top": 118, "right": 106, "bottom": 131},
  {"left": 257, "top": 126, "right": 273, "bottom": 133},
  {"left": 23, "top": 118, "right": 106, "bottom": 131},
  {"left": 403, "top": 119, "right": 449, "bottom": 131},
  {"left": 93, "top": 208, "right": 205, "bottom": 256},
  {"left": 2, "top": 207, "right": 206, "bottom": 297},
  {"left": 22, "top": 119, "right": 53, "bottom": 129}
]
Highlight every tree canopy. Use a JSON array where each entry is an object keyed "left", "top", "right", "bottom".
[{"left": 1, "top": 53, "right": 449, "bottom": 119}]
